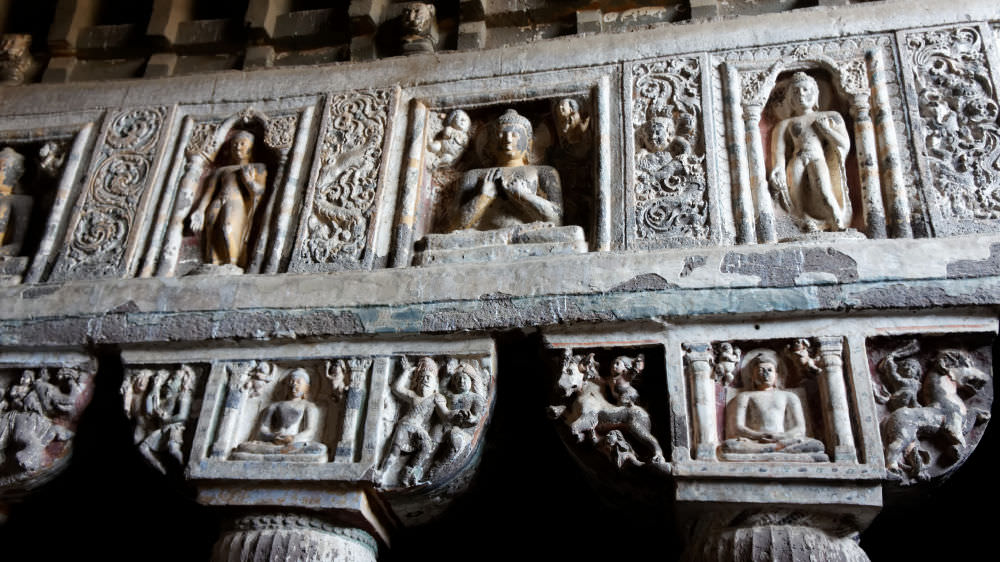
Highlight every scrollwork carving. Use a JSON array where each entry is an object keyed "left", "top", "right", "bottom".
[
  {"left": 631, "top": 57, "right": 709, "bottom": 243},
  {"left": 50, "top": 107, "right": 166, "bottom": 280},
  {"left": 906, "top": 26, "right": 1000, "bottom": 223},
  {"left": 264, "top": 114, "right": 298, "bottom": 149},
  {"left": 296, "top": 90, "right": 390, "bottom": 269}
]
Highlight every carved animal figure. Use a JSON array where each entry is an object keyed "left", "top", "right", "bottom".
[
  {"left": 550, "top": 351, "right": 666, "bottom": 465},
  {"left": 880, "top": 349, "right": 989, "bottom": 479}
]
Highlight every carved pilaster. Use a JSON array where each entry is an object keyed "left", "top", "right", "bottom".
[
  {"left": 814, "top": 337, "right": 857, "bottom": 462},
  {"left": 683, "top": 343, "right": 718, "bottom": 460}
]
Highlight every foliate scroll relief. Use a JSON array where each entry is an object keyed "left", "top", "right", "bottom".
[
  {"left": 0, "top": 365, "right": 95, "bottom": 491},
  {"left": 378, "top": 356, "right": 492, "bottom": 488},
  {"left": 869, "top": 337, "right": 992, "bottom": 484},
  {"left": 549, "top": 350, "right": 668, "bottom": 471},
  {"left": 50, "top": 107, "right": 166, "bottom": 281},
  {"left": 631, "top": 57, "right": 709, "bottom": 244},
  {"left": 906, "top": 26, "right": 1000, "bottom": 224},
  {"left": 294, "top": 90, "right": 391, "bottom": 270},
  {"left": 122, "top": 365, "right": 200, "bottom": 474},
  {"left": 208, "top": 359, "right": 368, "bottom": 464}
]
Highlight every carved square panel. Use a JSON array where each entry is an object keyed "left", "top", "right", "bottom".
[{"left": 391, "top": 69, "right": 617, "bottom": 267}]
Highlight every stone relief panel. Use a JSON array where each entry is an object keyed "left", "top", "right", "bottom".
[
  {"left": 0, "top": 356, "right": 96, "bottom": 496},
  {"left": 715, "top": 36, "right": 917, "bottom": 245},
  {"left": 289, "top": 90, "right": 393, "bottom": 272},
  {"left": 867, "top": 334, "right": 993, "bottom": 485},
  {"left": 144, "top": 107, "right": 313, "bottom": 277},
  {"left": 0, "top": 125, "right": 91, "bottom": 284},
  {"left": 122, "top": 364, "right": 205, "bottom": 475},
  {"left": 627, "top": 56, "right": 711, "bottom": 248},
  {"left": 903, "top": 25, "right": 1000, "bottom": 236},
  {"left": 202, "top": 359, "right": 365, "bottom": 466},
  {"left": 49, "top": 107, "right": 171, "bottom": 281},
  {"left": 394, "top": 76, "right": 613, "bottom": 266},
  {"left": 377, "top": 354, "right": 494, "bottom": 489},
  {"left": 683, "top": 337, "right": 857, "bottom": 463},
  {"left": 548, "top": 347, "right": 670, "bottom": 474}
]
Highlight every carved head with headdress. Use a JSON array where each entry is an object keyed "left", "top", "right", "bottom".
[
  {"left": 787, "top": 72, "right": 820, "bottom": 114},
  {"left": 495, "top": 109, "right": 533, "bottom": 165}
]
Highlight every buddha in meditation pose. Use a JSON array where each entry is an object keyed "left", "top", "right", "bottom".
[
  {"left": 769, "top": 72, "right": 852, "bottom": 232},
  {"left": 722, "top": 350, "right": 825, "bottom": 457},
  {"left": 233, "top": 369, "right": 327, "bottom": 461}
]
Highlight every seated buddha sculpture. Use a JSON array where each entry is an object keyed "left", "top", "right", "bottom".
[{"left": 232, "top": 369, "right": 327, "bottom": 462}]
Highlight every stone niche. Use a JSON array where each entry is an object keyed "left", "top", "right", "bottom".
[
  {"left": 139, "top": 105, "right": 316, "bottom": 278},
  {"left": 0, "top": 123, "right": 94, "bottom": 284},
  {"left": 393, "top": 70, "right": 616, "bottom": 267}
]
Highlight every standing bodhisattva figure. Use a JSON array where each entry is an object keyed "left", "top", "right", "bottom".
[
  {"left": 769, "top": 72, "right": 852, "bottom": 232},
  {"left": 188, "top": 131, "right": 268, "bottom": 271}
]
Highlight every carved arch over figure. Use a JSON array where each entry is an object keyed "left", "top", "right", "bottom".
[{"left": 143, "top": 106, "right": 312, "bottom": 278}]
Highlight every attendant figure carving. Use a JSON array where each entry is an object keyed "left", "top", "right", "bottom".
[
  {"left": 129, "top": 367, "right": 195, "bottom": 474},
  {"left": 232, "top": 369, "right": 327, "bottom": 461},
  {"left": 0, "top": 368, "right": 84, "bottom": 474},
  {"left": 722, "top": 350, "right": 827, "bottom": 460},
  {"left": 380, "top": 357, "right": 444, "bottom": 486},
  {"left": 428, "top": 109, "right": 471, "bottom": 168},
  {"left": 430, "top": 360, "right": 486, "bottom": 477},
  {"left": 187, "top": 131, "right": 268, "bottom": 273},
  {"left": 768, "top": 72, "right": 852, "bottom": 232}
]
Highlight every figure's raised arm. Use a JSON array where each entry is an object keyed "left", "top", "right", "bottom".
[
  {"left": 392, "top": 358, "right": 419, "bottom": 401},
  {"left": 507, "top": 167, "right": 562, "bottom": 224},
  {"left": 816, "top": 113, "right": 850, "bottom": 154}
]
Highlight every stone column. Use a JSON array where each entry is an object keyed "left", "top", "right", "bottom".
[
  {"left": 815, "top": 336, "right": 857, "bottom": 462},
  {"left": 850, "top": 96, "right": 887, "bottom": 239},
  {"left": 214, "top": 513, "right": 378, "bottom": 562},
  {"left": 684, "top": 343, "right": 718, "bottom": 460},
  {"left": 723, "top": 64, "right": 756, "bottom": 245},
  {"left": 744, "top": 104, "right": 776, "bottom": 243},
  {"left": 867, "top": 49, "right": 912, "bottom": 238}
]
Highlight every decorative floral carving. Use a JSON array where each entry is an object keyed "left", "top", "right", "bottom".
[
  {"left": 906, "top": 26, "right": 1000, "bottom": 222},
  {"left": 264, "top": 114, "right": 298, "bottom": 149},
  {"left": 631, "top": 57, "right": 709, "bottom": 243},
  {"left": 50, "top": 107, "right": 166, "bottom": 280},
  {"left": 296, "top": 90, "right": 390, "bottom": 269},
  {"left": 122, "top": 365, "right": 198, "bottom": 474},
  {"left": 185, "top": 122, "right": 219, "bottom": 158},
  {"left": 106, "top": 109, "right": 163, "bottom": 153}
]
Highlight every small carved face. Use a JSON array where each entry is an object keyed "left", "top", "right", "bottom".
[
  {"left": 447, "top": 110, "right": 471, "bottom": 132},
  {"left": 415, "top": 358, "right": 439, "bottom": 395},
  {"left": 898, "top": 359, "right": 922, "bottom": 380},
  {"left": 611, "top": 357, "right": 630, "bottom": 377},
  {"left": 497, "top": 124, "right": 530, "bottom": 162},
  {"left": 788, "top": 79, "right": 819, "bottom": 114},
  {"left": 452, "top": 372, "right": 472, "bottom": 393},
  {"left": 558, "top": 99, "right": 579, "bottom": 120},
  {"left": 231, "top": 133, "right": 254, "bottom": 162},
  {"left": 0, "top": 149, "right": 24, "bottom": 192},
  {"left": 287, "top": 372, "right": 310, "bottom": 399},
  {"left": 752, "top": 360, "right": 778, "bottom": 390},
  {"left": 402, "top": 3, "right": 433, "bottom": 34},
  {"left": 644, "top": 117, "right": 674, "bottom": 153}
]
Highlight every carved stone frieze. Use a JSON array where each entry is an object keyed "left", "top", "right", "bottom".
[
  {"left": 149, "top": 107, "right": 310, "bottom": 277},
  {"left": 122, "top": 365, "right": 202, "bottom": 474},
  {"left": 905, "top": 26, "right": 1000, "bottom": 232},
  {"left": 291, "top": 90, "right": 391, "bottom": 272},
  {"left": 629, "top": 56, "right": 710, "bottom": 246},
  {"left": 378, "top": 355, "right": 493, "bottom": 489},
  {"left": 49, "top": 107, "right": 168, "bottom": 281},
  {"left": 868, "top": 335, "right": 993, "bottom": 485},
  {"left": 549, "top": 349, "right": 669, "bottom": 473},
  {"left": 0, "top": 358, "right": 96, "bottom": 495},
  {"left": 716, "top": 35, "right": 917, "bottom": 243}
]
